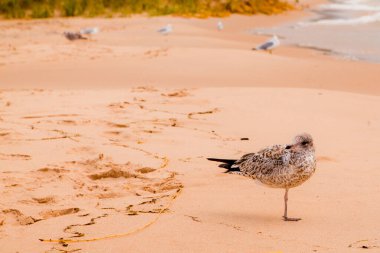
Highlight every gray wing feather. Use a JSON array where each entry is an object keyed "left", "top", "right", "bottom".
[
  {"left": 233, "top": 145, "right": 288, "bottom": 177},
  {"left": 257, "top": 41, "right": 274, "bottom": 50}
]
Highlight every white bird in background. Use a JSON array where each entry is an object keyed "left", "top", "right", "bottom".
[
  {"left": 253, "top": 35, "right": 280, "bottom": 53},
  {"left": 80, "top": 27, "right": 99, "bottom": 35},
  {"left": 217, "top": 20, "right": 224, "bottom": 31},
  {"left": 157, "top": 24, "right": 173, "bottom": 35}
]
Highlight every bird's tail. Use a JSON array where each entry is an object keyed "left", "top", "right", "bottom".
[{"left": 207, "top": 158, "right": 240, "bottom": 172}]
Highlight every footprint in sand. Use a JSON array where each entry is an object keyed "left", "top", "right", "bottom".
[
  {"left": 63, "top": 213, "right": 108, "bottom": 238},
  {"left": 143, "top": 48, "right": 169, "bottom": 59},
  {"left": 0, "top": 153, "right": 31, "bottom": 160},
  {"left": 161, "top": 89, "right": 190, "bottom": 98},
  {"left": 135, "top": 167, "right": 156, "bottom": 174},
  {"left": 108, "top": 101, "right": 130, "bottom": 111},
  {"left": 22, "top": 114, "right": 79, "bottom": 119},
  {"left": 0, "top": 132, "right": 11, "bottom": 138},
  {"left": 141, "top": 129, "right": 161, "bottom": 134},
  {"left": 2, "top": 209, "right": 38, "bottom": 225},
  {"left": 150, "top": 118, "right": 178, "bottom": 127},
  {"left": 37, "top": 167, "right": 69, "bottom": 174},
  {"left": 106, "top": 122, "right": 129, "bottom": 128},
  {"left": 104, "top": 130, "right": 122, "bottom": 136},
  {"left": 88, "top": 168, "right": 141, "bottom": 180},
  {"left": 141, "top": 173, "right": 182, "bottom": 194},
  {"left": 132, "top": 86, "right": 158, "bottom": 93},
  {"left": 218, "top": 222, "right": 245, "bottom": 232},
  {"left": 57, "top": 119, "right": 77, "bottom": 125},
  {"left": 185, "top": 215, "right": 201, "bottom": 223},
  {"left": 97, "top": 192, "right": 123, "bottom": 199},
  {"left": 187, "top": 108, "right": 219, "bottom": 119},
  {"left": 349, "top": 239, "right": 379, "bottom": 249},
  {"left": 126, "top": 202, "right": 167, "bottom": 215},
  {"left": 32, "top": 196, "right": 56, "bottom": 204},
  {"left": 126, "top": 191, "right": 180, "bottom": 215},
  {"left": 40, "top": 207, "right": 80, "bottom": 219}
]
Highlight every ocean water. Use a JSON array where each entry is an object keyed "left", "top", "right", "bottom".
[{"left": 254, "top": 0, "right": 380, "bottom": 63}]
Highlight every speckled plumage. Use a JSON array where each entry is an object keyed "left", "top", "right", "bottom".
[
  {"left": 63, "top": 31, "right": 87, "bottom": 41},
  {"left": 208, "top": 133, "right": 316, "bottom": 221}
]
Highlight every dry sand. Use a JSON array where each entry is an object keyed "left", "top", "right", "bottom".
[{"left": 0, "top": 2, "right": 380, "bottom": 253}]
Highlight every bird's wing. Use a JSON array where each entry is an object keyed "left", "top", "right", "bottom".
[
  {"left": 257, "top": 144, "right": 287, "bottom": 160},
  {"left": 256, "top": 41, "right": 274, "bottom": 50},
  {"left": 231, "top": 153, "right": 255, "bottom": 168},
  {"left": 234, "top": 145, "right": 287, "bottom": 176}
]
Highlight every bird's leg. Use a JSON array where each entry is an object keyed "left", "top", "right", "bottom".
[
  {"left": 283, "top": 188, "right": 288, "bottom": 218},
  {"left": 283, "top": 188, "right": 301, "bottom": 221},
  {"left": 269, "top": 50, "right": 273, "bottom": 54}
]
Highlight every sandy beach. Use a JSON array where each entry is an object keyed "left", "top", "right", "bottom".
[{"left": 1, "top": 1, "right": 380, "bottom": 252}]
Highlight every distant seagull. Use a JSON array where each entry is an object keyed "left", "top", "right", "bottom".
[
  {"left": 217, "top": 20, "right": 224, "bottom": 31},
  {"left": 253, "top": 35, "right": 280, "bottom": 53},
  {"left": 208, "top": 133, "right": 317, "bottom": 221},
  {"left": 63, "top": 31, "right": 87, "bottom": 41},
  {"left": 80, "top": 27, "right": 99, "bottom": 35},
  {"left": 158, "top": 24, "right": 173, "bottom": 35}
]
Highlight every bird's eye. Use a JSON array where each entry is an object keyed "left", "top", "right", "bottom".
[{"left": 301, "top": 141, "right": 308, "bottom": 146}]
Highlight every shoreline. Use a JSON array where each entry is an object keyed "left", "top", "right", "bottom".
[
  {"left": 255, "top": 0, "right": 380, "bottom": 64},
  {"left": 1, "top": 1, "right": 379, "bottom": 95}
]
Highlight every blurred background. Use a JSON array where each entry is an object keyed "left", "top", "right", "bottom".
[{"left": 0, "top": 0, "right": 294, "bottom": 18}]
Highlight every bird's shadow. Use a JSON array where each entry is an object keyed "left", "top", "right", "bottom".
[{"left": 209, "top": 210, "right": 283, "bottom": 225}]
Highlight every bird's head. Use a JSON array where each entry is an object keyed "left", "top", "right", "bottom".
[{"left": 285, "top": 133, "right": 314, "bottom": 153}]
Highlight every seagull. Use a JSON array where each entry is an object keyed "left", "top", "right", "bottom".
[
  {"left": 63, "top": 31, "right": 87, "bottom": 41},
  {"left": 157, "top": 24, "right": 173, "bottom": 35},
  {"left": 253, "top": 35, "right": 280, "bottom": 53},
  {"left": 80, "top": 27, "right": 99, "bottom": 35},
  {"left": 217, "top": 20, "right": 224, "bottom": 31},
  {"left": 208, "top": 133, "right": 316, "bottom": 221}
]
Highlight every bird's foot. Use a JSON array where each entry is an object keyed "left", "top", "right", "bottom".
[{"left": 282, "top": 216, "right": 301, "bottom": 222}]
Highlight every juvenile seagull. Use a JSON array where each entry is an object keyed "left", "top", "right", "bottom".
[
  {"left": 208, "top": 133, "right": 316, "bottom": 221},
  {"left": 253, "top": 35, "right": 280, "bottom": 53},
  {"left": 158, "top": 24, "right": 173, "bottom": 35},
  {"left": 63, "top": 31, "right": 87, "bottom": 41}
]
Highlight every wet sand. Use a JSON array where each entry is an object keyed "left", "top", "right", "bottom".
[{"left": 255, "top": 0, "right": 380, "bottom": 63}]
